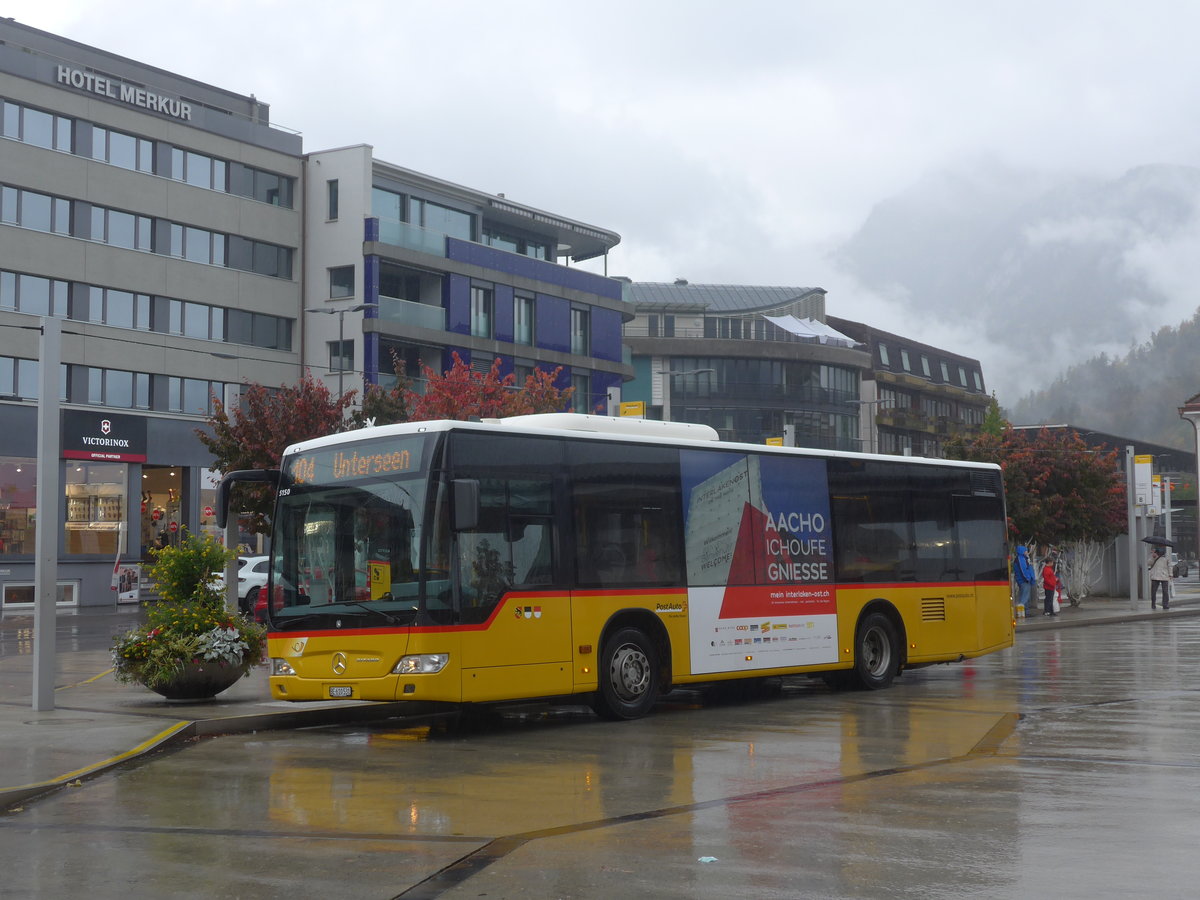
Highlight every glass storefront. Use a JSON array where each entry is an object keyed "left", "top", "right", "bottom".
[
  {"left": 140, "top": 465, "right": 183, "bottom": 555},
  {"left": 65, "top": 461, "right": 126, "bottom": 555},
  {"left": 0, "top": 456, "right": 35, "bottom": 556}
]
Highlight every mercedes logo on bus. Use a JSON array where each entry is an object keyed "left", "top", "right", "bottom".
[{"left": 331, "top": 652, "right": 348, "bottom": 675}]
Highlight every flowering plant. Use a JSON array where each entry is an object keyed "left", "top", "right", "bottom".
[{"left": 111, "top": 531, "right": 266, "bottom": 691}]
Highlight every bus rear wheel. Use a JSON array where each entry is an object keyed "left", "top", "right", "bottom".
[
  {"left": 594, "top": 627, "right": 660, "bottom": 720},
  {"left": 853, "top": 612, "right": 899, "bottom": 690}
]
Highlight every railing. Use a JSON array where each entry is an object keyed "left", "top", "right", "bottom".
[
  {"left": 370, "top": 217, "right": 622, "bottom": 300},
  {"left": 375, "top": 217, "right": 448, "bottom": 257},
  {"left": 623, "top": 322, "right": 851, "bottom": 346},
  {"left": 377, "top": 294, "right": 445, "bottom": 331}
]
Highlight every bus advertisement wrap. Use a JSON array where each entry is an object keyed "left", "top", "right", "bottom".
[{"left": 681, "top": 451, "right": 838, "bottom": 674}]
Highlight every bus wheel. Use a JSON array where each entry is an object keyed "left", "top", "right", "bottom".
[
  {"left": 853, "top": 612, "right": 899, "bottom": 690},
  {"left": 594, "top": 627, "right": 660, "bottom": 720}
]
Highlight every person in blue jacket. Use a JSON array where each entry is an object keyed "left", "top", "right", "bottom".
[{"left": 1013, "top": 545, "right": 1036, "bottom": 615}]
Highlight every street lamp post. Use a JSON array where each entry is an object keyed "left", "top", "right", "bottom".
[
  {"left": 304, "top": 303, "right": 378, "bottom": 400},
  {"left": 655, "top": 367, "right": 715, "bottom": 423}
]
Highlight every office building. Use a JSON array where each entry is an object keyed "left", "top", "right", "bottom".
[
  {"left": 303, "top": 147, "right": 628, "bottom": 413},
  {"left": 0, "top": 19, "right": 303, "bottom": 607}
]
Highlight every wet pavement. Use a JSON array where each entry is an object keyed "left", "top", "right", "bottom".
[
  {"left": 2, "top": 581, "right": 1197, "bottom": 809},
  {"left": 2, "top": 580, "right": 1199, "bottom": 897}
]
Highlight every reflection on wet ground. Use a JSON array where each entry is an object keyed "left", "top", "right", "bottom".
[{"left": 7, "top": 620, "right": 1200, "bottom": 898}]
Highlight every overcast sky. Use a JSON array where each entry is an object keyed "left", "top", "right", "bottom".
[{"left": 10, "top": 1, "right": 1200, "bottom": 399}]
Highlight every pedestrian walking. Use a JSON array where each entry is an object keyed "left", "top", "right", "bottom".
[
  {"left": 1042, "top": 554, "right": 1059, "bottom": 616},
  {"left": 1149, "top": 546, "right": 1172, "bottom": 610},
  {"left": 1013, "top": 545, "right": 1035, "bottom": 617}
]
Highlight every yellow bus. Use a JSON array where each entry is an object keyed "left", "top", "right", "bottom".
[{"left": 219, "top": 414, "right": 1012, "bottom": 719}]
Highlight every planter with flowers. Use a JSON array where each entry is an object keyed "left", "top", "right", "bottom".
[{"left": 111, "top": 530, "right": 266, "bottom": 701}]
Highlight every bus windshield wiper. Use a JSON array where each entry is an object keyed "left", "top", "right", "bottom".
[{"left": 334, "top": 600, "right": 401, "bottom": 625}]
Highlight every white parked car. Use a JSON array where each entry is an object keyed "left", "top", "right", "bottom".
[{"left": 210, "top": 556, "right": 270, "bottom": 612}]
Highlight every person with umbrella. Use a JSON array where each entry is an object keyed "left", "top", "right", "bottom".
[{"left": 1149, "top": 545, "right": 1173, "bottom": 610}]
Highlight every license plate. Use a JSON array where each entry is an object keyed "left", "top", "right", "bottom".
[{"left": 328, "top": 685, "right": 353, "bottom": 698}]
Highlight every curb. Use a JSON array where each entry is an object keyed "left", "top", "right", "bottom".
[
  {"left": 1017, "top": 605, "right": 1200, "bottom": 632},
  {"left": 2, "top": 699, "right": 443, "bottom": 810}
]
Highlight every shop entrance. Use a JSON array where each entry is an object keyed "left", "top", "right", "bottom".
[{"left": 141, "top": 466, "right": 183, "bottom": 556}]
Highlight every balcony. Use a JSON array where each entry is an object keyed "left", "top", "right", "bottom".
[
  {"left": 369, "top": 216, "right": 622, "bottom": 301},
  {"left": 376, "top": 218, "right": 448, "bottom": 257},
  {"left": 377, "top": 294, "right": 445, "bottom": 331}
]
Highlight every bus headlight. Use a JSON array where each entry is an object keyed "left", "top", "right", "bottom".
[
  {"left": 392, "top": 653, "right": 449, "bottom": 675},
  {"left": 271, "top": 658, "right": 297, "bottom": 676}
]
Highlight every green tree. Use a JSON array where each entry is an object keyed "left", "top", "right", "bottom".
[
  {"left": 197, "top": 372, "right": 352, "bottom": 531},
  {"left": 981, "top": 392, "right": 1005, "bottom": 437}
]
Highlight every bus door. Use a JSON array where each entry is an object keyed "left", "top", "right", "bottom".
[
  {"left": 953, "top": 492, "right": 1010, "bottom": 650},
  {"left": 447, "top": 435, "right": 572, "bottom": 702}
]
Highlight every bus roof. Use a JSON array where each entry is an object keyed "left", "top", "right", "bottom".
[{"left": 281, "top": 414, "right": 1001, "bottom": 472}]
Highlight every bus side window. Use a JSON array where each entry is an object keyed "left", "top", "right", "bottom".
[{"left": 568, "top": 441, "right": 683, "bottom": 589}]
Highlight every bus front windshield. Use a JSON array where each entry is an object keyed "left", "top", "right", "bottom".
[{"left": 268, "top": 435, "right": 447, "bottom": 629}]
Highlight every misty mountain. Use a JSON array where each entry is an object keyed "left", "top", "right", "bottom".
[{"left": 834, "top": 160, "right": 1200, "bottom": 449}]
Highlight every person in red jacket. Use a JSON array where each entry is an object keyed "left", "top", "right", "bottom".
[{"left": 1042, "top": 556, "right": 1059, "bottom": 617}]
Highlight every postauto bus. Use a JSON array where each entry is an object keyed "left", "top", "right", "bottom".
[{"left": 218, "top": 414, "right": 1011, "bottom": 719}]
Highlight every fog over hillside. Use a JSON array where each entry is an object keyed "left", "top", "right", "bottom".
[{"left": 833, "top": 160, "right": 1200, "bottom": 446}]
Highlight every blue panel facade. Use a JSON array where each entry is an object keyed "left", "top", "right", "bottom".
[
  {"left": 446, "top": 237, "right": 622, "bottom": 300},
  {"left": 493, "top": 284, "right": 515, "bottom": 343},
  {"left": 590, "top": 306, "right": 623, "bottom": 363},
  {"left": 445, "top": 273, "right": 471, "bottom": 335},
  {"left": 536, "top": 294, "right": 570, "bottom": 354}
]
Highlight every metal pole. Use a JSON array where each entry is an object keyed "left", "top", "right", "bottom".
[
  {"left": 1126, "top": 445, "right": 1138, "bottom": 611},
  {"left": 1164, "top": 476, "right": 1173, "bottom": 547},
  {"left": 33, "top": 317, "right": 61, "bottom": 710},
  {"left": 337, "top": 309, "right": 345, "bottom": 401},
  {"left": 660, "top": 369, "right": 671, "bottom": 422}
]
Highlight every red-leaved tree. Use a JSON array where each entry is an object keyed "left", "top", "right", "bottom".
[
  {"left": 197, "top": 372, "right": 353, "bottom": 530},
  {"left": 406, "top": 353, "right": 573, "bottom": 422}
]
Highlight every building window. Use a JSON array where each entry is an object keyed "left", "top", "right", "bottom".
[
  {"left": 878, "top": 344, "right": 890, "bottom": 367},
  {"left": 329, "top": 340, "right": 353, "bottom": 374},
  {"left": 514, "top": 294, "right": 535, "bottom": 345},
  {"left": 940, "top": 361, "right": 950, "bottom": 382},
  {"left": 921, "top": 355, "right": 931, "bottom": 378},
  {"left": 410, "top": 197, "right": 473, "bottom": 240},
  {"left": 973, "top": 371, "right": 983, "bottom": 391},
  {"left": 900, "top": 349, "right": 911, "bottom": 372},
  {"left": 2, "top": 272, "right": 67, "bottom": 317},
  {"left": 1, "top": 185, "right": 71, "bottom": 236},
  {"left": 470, "top": 285, "right": 493, "bottom": 338},
  {"left": 571, "top": 307, "right": 590, "bottom": 356},
  {"left": 327, "top": 179, "right": 339, "bottom": 220},
  {"left": 91, "top": 126, "right": 153, "bottom": 173},
  {"left": 958, "top": 366, "right": 968, "bottom": 387},
  {"left": 2, "top": 100, "right": 73, "bottom": 152},
  {"left": 329, "top": 265, "right": 355, "bottom": 299}
]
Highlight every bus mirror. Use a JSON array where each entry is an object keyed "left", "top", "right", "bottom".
[
  {"left": 452, "top": 479, "right": 480, "bottom": 531},
  {"left": 216, "top": 469, "right": 279, "bottom": 529}
]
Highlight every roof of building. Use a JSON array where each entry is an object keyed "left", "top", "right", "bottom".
[{"left": 626, "top": 281, "right": 825, "bottom": 313}]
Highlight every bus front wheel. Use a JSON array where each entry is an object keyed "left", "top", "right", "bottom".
[
  {"left": 853, "top": 612, "right": 899, "bottom": 690},
  {"left": 594, "top": 627, "right": 660, "bottom": 720}
]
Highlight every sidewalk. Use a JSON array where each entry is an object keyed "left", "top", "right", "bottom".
[
  {"left": 3, "top": 582, "right": 1199, "bottom": 810},
  {"left": 1017, "top": 575, "right": 1200, "bottom": 631}
]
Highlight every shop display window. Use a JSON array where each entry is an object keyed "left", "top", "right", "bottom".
[
  {"left": 0, "top": 456, "right": 35, "bottom": 556},
  {"left": 141, "top": 465, "right": 183, "bottom": 555},
  {"left": 2, "top": 581, "right": 78, "bottom": 607},
  {"left": 65, "top": 462, "right": 127, "bottom": 555}
]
